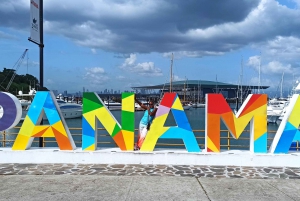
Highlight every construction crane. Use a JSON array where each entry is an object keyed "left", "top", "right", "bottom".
[{"left": 0, "top": 49, "right": 28, "bottom": 92}]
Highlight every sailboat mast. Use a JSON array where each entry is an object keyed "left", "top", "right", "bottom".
[
  {"left": 258, "top": 53, "right": 261, "bottom": 94},
  {"left": 184, "top": 77, "right": 186, "bottom": 101},
  {"left": 280, "top": 72, "right": 284, "bottom": 98},
  {"left": 194, "top": 86, "right": 196, "bottom": 103},
  {"left": 240, "top": 57, "right": 243, "bottom": 103},
  {"left": 170, "top": 53, "right": 173, "bottom": 92},
  {"left": 215, "top": 75, "right": 218, "bottom": 93},
  {"left": 198, "top": 81, "right": 200, "bottom": 103}
]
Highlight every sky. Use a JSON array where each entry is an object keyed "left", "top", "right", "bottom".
[{"left": 1, "top": 0, "right": 300, "bottom": 97}]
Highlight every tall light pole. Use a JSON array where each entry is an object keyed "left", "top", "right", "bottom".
[{"left": 29, "top": 0, "right": 44, "bottom": 147}]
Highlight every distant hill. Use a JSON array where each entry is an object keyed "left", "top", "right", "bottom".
[{"left": 0, "top": 68, "right": 48, "bottom": 94}]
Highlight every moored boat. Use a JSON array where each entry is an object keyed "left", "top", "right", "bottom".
[
  {"left": 21, "top": 98, "right": 83, "bottom": 121},
  {"left": 192, "top": 102, "right": 205, "bottom": 108},
  {"left": 104, "top": 100, "right": 122, "bottom": 110}
]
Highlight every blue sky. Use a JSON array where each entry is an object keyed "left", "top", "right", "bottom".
[{"left": 1, "top": 0, "right": 300, "bottom": 97}]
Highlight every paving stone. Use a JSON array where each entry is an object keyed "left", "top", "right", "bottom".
[
  {"left": 279, "top": 174, "right": 289, "bottom": 179},
  {"left": 1, "top": 164, "right": 300, "bottom": 179},
  {"left": 99, "top": 172, "right": 118, "bottom": 176},
  {"left": 264, "top": 173, "right": 279, "bottom": 178},
  {"left": 145, "top": 167, "right": 155, "bottom": 171},
  {"left": 110, "top": 164, "right": 125, "bottom": 168},
  {"left": 176, "top": 167, "right": 192, "bottom": 171},
  {"left": 174, "top": 171, "right": 184, "bottom": 175},
  {"left": 149, "top": 173, "right": 163, "bottom": 176},
  {"left": 116, "top": 173, "right": 126, "bottom": 176},
  {"left": 192, "top": 169, "right": 201, "bottom": 173},
  {"left": 215, "top": 175, "right": 228, "bottom": 178},
  {"left": 91, "top": 164, "right": 108, "bottom": 168},
  {"left": 288, "top": 176, "right": 300, "bottom": 179},
  {"left": 54, "top": 171, "right": 66, "bottom": 175},
  {"left": 43, "top": 171, "right": 54, "bottom": 175},
  {"left": 196, "top": 173, "right": 206, "bottom": 177},
  {"left": 31, "top": 171, "right": 44, "bottom": 175},
  {"left": 230, "top": 175, "right": 243, "bottom": 178},
  {"left": 214, "top": 172, "right": 225, "bottom": 176},
  {"left": 183, "top": 170, "right": 193, "bottom": 174},
  {"left": 17, "top": 171, "right": 31, "bottom": 175},
  {"left": 263, "top": 168, "right": 272, "bottom": 173},
  {"left": 179, "top": 174, "right": 194, "bottom": 177},
  {"left": 285, "top": 170, "right": 299, "bottom": 176},
  {"left": 211, "top": 167, "right": 225, "bottom": 171},
  {"left": 155, "top": 165, "right": 167, "bottom": 169}
]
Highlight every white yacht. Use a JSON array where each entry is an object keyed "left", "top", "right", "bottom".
[
  {"left": 134, "top": 100, "right": 150, "bottom": 111},
  {"left": 277, "top": 82, "right": 300, "bottom": 122},
  {"left": 56, "top": 100, "right": 82, "bottom": 119},
  {"left": 192, "top": 102, "right": 205, "bottom": 108},
  {"left": 267, "top": 105, "right": 283, "bottom": 124},
  {"left": 20, "top": 94, "right": 82, "bottom": 121},
  {"left": 18, "top": 88, "right": 36, "bottom": 121},
  {"left": 182, "top": 102, "right": 192, "bottom": 110},
  {"left": 104, "top": 100, "right": 122, "bottom": 110},
  {"left": 183, "top": 105, "right": 192, "bottom": 110},
  {"left": 267, "top": 98, "right": 289, "bottom": 124}
]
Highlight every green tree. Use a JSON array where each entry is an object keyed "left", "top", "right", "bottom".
[{"left": 0, "top": 69, "right": 48, "bottom": 94}]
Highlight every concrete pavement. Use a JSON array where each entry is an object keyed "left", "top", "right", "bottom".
[{"left": 1, "top": 175, "right": 300, "bottom": 201}]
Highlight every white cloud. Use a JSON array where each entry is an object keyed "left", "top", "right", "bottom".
[
  {"left": 253, "top": 36, "right": 300, "bottom": 64},
  {"left": 116, "top": 75, "right": 126, "bottom": 80},
  {"left": 263, "top": 61, "right": 293, "bottom": 74},
  {"left": 247, "top": 56, "right": 294, "bottom": 75},
  {"left": 87, "top": 67, "right": 105, "bottom": 74},
  {"left": 2, "top": 0, "right": 300, "bottom": 58},
  {"left": 0, "top": 30, "right": 17, "bottom": 40},
  {"left": 120, "top": 54, "right": 163, "bottom": 76},
  {"left": 46, "top": 79, "right": 54, "bottom": 84},
  {"left": 91, "top": 48, "right": 97, "bottom": 54},
  {"left": 247, "top": 56, "right": 261, "bottom": 70},
  {"left": 123, "top": 54, "right": 137, "bottom": 66},
  {"left": 21, "top": 60, "right": 39, "bottom": 68},
  {"left": 248, "top": 76, "right": 273, "bottom": 88},
  {"left": 173, "top": 75, "right": 185, "bottom": 81},
  {"left": 292, "top": 0, "right": 300, "bottom": 7},
  {"left": 84, "top": 67, "right": 109, "bottom": 85}
]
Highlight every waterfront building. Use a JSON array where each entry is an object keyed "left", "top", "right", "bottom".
[{"left": 132, "top": 80, "right": 269, "bottom": 101}]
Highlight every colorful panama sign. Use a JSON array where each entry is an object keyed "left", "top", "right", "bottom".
[{"left": 1, "top": 91, "right": 300, "bottom": 154}]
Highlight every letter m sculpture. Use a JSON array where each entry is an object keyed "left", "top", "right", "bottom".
[{"left": 205, "top": 94, "right": 267, "bottom": 153}]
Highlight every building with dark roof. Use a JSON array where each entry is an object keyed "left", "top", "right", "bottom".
[{"left": 132, "top": 80, "right": 269, "bottom": 101}]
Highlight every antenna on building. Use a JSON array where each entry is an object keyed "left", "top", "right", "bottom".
[{"left": 170, "top": 53, "right": 173, "bottom": 92}]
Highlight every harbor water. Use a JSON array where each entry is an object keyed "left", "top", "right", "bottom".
[{"left": 2, "top": 106, "right": 279, "bottom": 150}]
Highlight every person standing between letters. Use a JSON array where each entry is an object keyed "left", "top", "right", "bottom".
[{"left": 134, "top": 98, "right": 157, "bottom": 150}]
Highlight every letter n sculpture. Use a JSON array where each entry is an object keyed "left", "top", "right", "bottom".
[{"left": 82, "top": 92, "right": 134, "bottom": 151}]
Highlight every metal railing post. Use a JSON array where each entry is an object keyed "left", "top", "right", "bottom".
[
  {"left": 227, "top": 131, "right": 230, "bottom": 150},
  {"left": 3, "top": 130, "right": 6, "bottom": 147}
]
